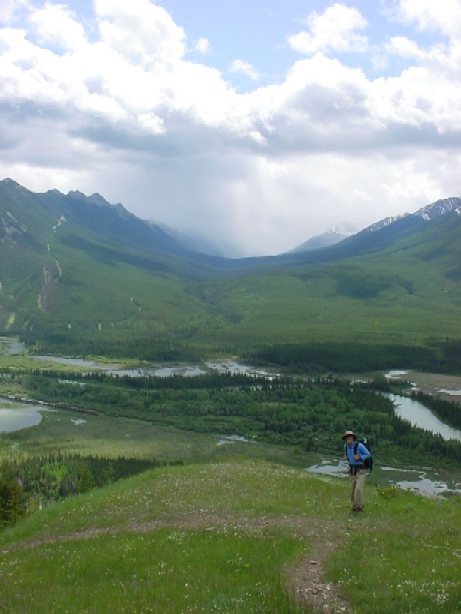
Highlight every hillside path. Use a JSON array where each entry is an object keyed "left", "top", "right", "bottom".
[{"left": 4, "top": 511, "right": 352, "bottom": 612}]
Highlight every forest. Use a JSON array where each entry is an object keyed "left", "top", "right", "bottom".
[
  {"left": 0, "top": 454, "right": 180, "bottom": 528},
  {"left": 249, "top": 340, "right": 461, "bottom": 374},
  {"left": 3, "top": 369, "right": 461, "bottom": 469}
]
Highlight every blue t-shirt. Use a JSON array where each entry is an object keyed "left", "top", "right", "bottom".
[{"left": 345, "top": 442, "right": 370, "bottom": 466}]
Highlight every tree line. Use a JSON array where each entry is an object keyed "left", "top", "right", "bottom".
[
  {"left": 249, "top": 340, "right": 461, "bottom": 374},
  {"left": 7, "top": 370, "right": 461, "bottom": 468},
  {"left": 0, "top": 453, "right": 181, "bottom": 529}
]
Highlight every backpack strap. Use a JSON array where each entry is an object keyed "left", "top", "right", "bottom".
[{"left": 353, "top": 441, "right": 359, "bottom": 456}]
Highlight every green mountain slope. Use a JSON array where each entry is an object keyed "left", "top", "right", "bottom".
[
  {"left": 1, "top": 461, "right": 460, "bottom": 613},
  {"left": 1, "top": 179, "right": 461, "bottom": 364},
  {"left": 184, "top": 206, "right": 461, "bottom": 365},
  {"left": 0, "top": 179, "right": 219, "bottom": 358}
]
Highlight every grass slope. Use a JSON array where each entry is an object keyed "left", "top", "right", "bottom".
[
  {"left": 2, "top": 179, "right": 461, "bottom": 362},
  {"left": 1, "top": 461, "right": 460, "bottom": 613},
  {"left": 0, "top": 406, "right": 311, "bottom": 467}
]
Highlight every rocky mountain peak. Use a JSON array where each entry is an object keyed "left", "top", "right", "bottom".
[{"left": 416, "top": 197, "right": 461, "bottom": 221}]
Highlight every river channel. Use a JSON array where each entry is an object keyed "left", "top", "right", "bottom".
[
  {"left": 307, "top": 393, "right": 461, "bottom": 496},
  {"left": 0, "top": 337, "right": 274, "bottom": 378},
  {"left": 2, "top": 337, "right": 461, "bottom": 495},
  {"left": 386, "top": 393, "right": 461, "bottom": 442}
]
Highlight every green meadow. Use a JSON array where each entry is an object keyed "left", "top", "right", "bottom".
[
  {"left": 0, "top": 407, "right": 312, "bottom": 467},
  {"left": 1, "top": 461, "right": 460, "bottom": 613}
]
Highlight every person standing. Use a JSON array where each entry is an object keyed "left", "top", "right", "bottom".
[{"left": 342, "top": 430, "right": 370, "bottom": 513}]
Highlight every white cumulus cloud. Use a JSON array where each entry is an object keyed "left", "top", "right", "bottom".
[
  {"left": 229, "top": 58, "right": 260, "bottom": 81},
  {"left": 396, "top": 0, "right": 461, "bottom": 37},
  {"left": 29, "top": 2, "right": 87, "bottom": 51},
  {"left": 0, "top": 1, "right": 460, "bottom": 255},
  {"left": 0, "top": 0, "right": 30, "bottom": 25},
  {"left": 195, "top": 37, "right": 210, "bottom": 54},
  {"left": 289, "top": 3, "right": 368, "bottom": 55},
  {"left": 94, "top": 0, "right": 186, "bottom": 65}
]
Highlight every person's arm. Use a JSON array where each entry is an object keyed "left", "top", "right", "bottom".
[{"left": 355, "top": 442, "right": 370, "bottom": 461}]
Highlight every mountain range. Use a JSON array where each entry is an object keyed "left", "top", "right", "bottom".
[
  {"left": 1, "top": 177, "right": 460, "bottom": 362},
  {"left": 287, "top": 227, "right": 355, "bottom": 254}
]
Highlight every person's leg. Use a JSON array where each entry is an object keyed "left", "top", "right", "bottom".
[
  {"left": 353, "top": 470, "right": 366, "bottom": 510},
  {"left": 350, "top": 473, "right": 357, "bottom": 508}
]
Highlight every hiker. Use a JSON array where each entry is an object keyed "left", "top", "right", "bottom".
[{"left": 342, "top": 430, "right": 370, "bottom": 513}]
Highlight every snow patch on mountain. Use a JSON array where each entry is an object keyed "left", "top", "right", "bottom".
[
  {"left": 363, "top": 214, "right": 408, "bottom": 233},
  {"left": 288, "top": 225, "right": 357, "bottom": 254},
  {"left": 416, "top": 197, "right": 461, "bottom": 221},
  {"left": 363, "top": 197, "right": 461, "bottom": 235},
  {"left": 52, "top": 215, "right": 66, "bottom": 232}
]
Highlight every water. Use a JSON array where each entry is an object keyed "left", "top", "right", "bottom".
[
  {"left": 1, "top": 336, "right": 274, "bottom": 379},
  {"left": 387, "top": 393, "right": 461, "bottom": 442},
  {"left": 105, "top": 365, "right": 208, "bottom": 377},
  {"left": 307, "top": 461, "right": 461, "bottom": 496},
  {"left": 0, "top": 405, "right": 43, "bottom": 432},
  {"left": 205, "top": 361, "right": 272, "bottom": 377},
  {"left": 32, "top": 355, "right": 113, "bottom": 369},
  {"left": 152, "top": 366, "right": 207, "bottom": 377},
  {"left": 26, "top": 352, "right": 271, "bottom": 379},
  {"left": 217, "top": 434, "right": 252, "bottom": 446},
  {"left": 395, "top": 476, "right": 461, "bottom": 496},
  {"left": 25, "top": 353, "right": 209, "bottom": 378},
  {"left": 110, "top": 361, "right": 273, "bottom": 378},
  {"left": 385, "top": 370, "right": 409, "bottom": 379},
  {"left": 307, "top": 460, "right": 349, "bottom": 478},
  {"left": 307, "top": 393, "right": 461, "bottom": 496}
]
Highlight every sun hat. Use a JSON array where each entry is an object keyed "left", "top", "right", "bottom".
[{"left": 341, "top": 430, "right": 357, "bottom": 440}]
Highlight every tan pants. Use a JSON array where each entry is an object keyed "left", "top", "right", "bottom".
[{"left": 350, "top": 469, "right": 366, "bottom": 509}]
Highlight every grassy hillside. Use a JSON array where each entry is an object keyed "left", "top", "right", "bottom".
[
  {"left": 12, "top": 238, "right": 461, "bottom": 367},
  {"left": 0, "top": 461, "right": 460, "bottom": 613},
  {"left": 2, "top": 179, "right": 461, "bottom": 367}
]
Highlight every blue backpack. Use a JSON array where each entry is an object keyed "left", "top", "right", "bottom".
[
  {"left": 355, "top": 439, "right": 373, "bottom": 472},
  {"left": 345, "top": 438, "right": 373, "bottom": 472}
]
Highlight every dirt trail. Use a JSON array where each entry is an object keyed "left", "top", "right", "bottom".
[
  {"left": 289, "top": 534, "right": 348, "bottom": 613},
  {"left": 4, "top": 513, "right": 351, "bottom": 612}
]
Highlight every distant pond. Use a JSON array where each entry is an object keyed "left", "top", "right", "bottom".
[{"left": 0, "top": 404, "right": 44, "bottom": 433}]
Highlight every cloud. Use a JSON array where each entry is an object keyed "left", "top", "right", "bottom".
[
  {"left": 386, "top": 36, "right": 426, "bottom": 60},
  {"left": 289, "top": 3, "right": 368, "bottom": 55},
  {"left": 94, "top": 0, "right": 186, "bottom": 65},
  {"left": 0, "top": 0, "right": 30, "bottom": 25},
  {"left": 229, "top": 58, "right": 259, "bottom": 81},
  {"left": 0, "top": 1, "right": 460, "bottom": 255},
  {"left": 29, "top": 2, "right": 87, "bottom": 51},
  {"left": 395, "top": 0, "right": 461, "bottom": 37},
  {"left": 195, "top": 37, "right": 210, "bottom": 54}
]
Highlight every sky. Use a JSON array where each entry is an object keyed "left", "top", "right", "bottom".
[{"left": 0, "top": 1, "right": 460, "bottom": 256}]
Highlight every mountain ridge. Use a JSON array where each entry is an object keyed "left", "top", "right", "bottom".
[
  {"left": 287, "top": 227, "right": 355, "bottom": 254},
  {"left": 1, "top": 178, "right": 461, "bottom": 358},
  {"left": 3, "top": 177, "right": 460, "bottom": 262}
]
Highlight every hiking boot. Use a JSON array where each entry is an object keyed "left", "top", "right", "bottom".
[{"left": 352, "top": 505, "right": 364, "bottom": 513}]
